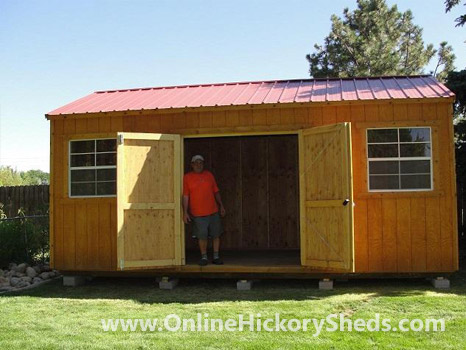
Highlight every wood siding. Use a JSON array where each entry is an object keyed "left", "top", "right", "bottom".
[{"left": 50, "top": 101, "right": 458, "bottom": 273}]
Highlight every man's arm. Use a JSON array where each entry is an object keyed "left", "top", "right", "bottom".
[
  {"left": 214, "top": 191, "right": 226, "bottom": 217},
  {"left": 183, "top": 195, "right": 191, "bottom": 223}
]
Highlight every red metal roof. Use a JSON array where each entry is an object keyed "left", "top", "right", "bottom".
[{"left": 46, "top": 75, "right": 454, "bottom": 117}]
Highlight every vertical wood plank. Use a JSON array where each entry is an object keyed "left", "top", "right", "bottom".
[
  {"left": 62, "top": 203, "right": 76, "bottom": 269},
  {"left": 382, "top": 199, "right": 397, "bottom": 272},
  {"left": 75, "top": 203, "right": 88, "bottom": 269},
  {"left": 354, "top": 199, "right": 368, "bottom": 272},
  {"left": 410, "top": 197, "right": 426, "bottom": 272},
  {"left": 426, "top": 197, "right": 441, "bottom": 271},
  {"left": 396, "top": 198, "right": 411, "bottom": 272},
  {"left": 367, "top": 198, "right": 383, "bottom": 271}
]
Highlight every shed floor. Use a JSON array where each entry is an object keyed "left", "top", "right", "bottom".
[{"left": 185, "top": 249, "right": 300, "bottom": 266}]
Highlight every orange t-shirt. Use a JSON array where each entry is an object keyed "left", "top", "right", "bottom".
[{"left": 183, "top": 170, "right": 219, "bottom": 217}]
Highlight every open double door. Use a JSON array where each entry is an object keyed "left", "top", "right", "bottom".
[{"left": 116, "top": 123, "right": 354, "bottom": 272}]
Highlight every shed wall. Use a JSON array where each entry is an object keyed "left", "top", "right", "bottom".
[{"left": 50, "top": 101, "right": 458, "bottom": 272}]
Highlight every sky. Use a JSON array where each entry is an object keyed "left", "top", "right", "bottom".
[{"left": 0, "top": 0, "right": 465, "bottom": 172}]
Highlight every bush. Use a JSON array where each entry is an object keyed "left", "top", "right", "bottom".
[{"left": 0, "top": 206, "right": 49, "bottom": 268}]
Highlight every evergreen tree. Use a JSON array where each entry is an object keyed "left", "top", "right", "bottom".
[
  {"left": 306, "top": 0, "right": 437, "bottom": 78},
  {"left": 444, "top": 0, "right": 466, "bottom": 26}
]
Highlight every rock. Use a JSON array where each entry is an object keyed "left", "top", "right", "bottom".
[
  {"left": 15, "top": 263, "right": 27, "bottom": 273},
  {"left": 0, "top": 269, "right": 3, "bottom": 277},
  {"left": 33, "top": 266, "right": 41, "bottom": 274},
  {"left": 16, "top": 281, "right": 30, "bottom": 288},
  {"left": 0, "top": 286, "right": 14, "bottom": 292},
  {"left": 14, "top": 272, "right": 26, "bottom": 278},
  {"left": 26, "top": 267, "right": 37, "bottom": 278},
  {"left": 32, "top": 277, "right": 42, "bottom": 284},
  {"left": 8, "top": 263, "right": 17, "bottom": 270},
  {"left": 39, "top": 272, "right": 50, "bottom": 280},
  {"left": 42, "top": 265, "right": 51, "bottom": 272},
  {"left": 21, "top": 276, "right": 32, "bottom": 283},
  {"left": 10, "top": 277, "right": 21, "bottom": 287},
  {"left": 0, "top": 276, "right": 9, "bottom": 286}
]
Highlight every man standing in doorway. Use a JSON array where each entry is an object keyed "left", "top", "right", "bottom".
[{"left": 183, "top": 155, "right": 226, "bottom": 266}]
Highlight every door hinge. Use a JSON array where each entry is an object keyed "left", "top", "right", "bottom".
[
  {"left": 120, "top": 259, "right": 124, "bottom": 270},
  {"left": 117, "top": 134, "right": 124, "bottom": 145}
]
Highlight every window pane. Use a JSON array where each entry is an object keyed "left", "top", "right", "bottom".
[
  {"left": 400, "top": 143, "right": 431, "bottom": 157},
  {"left": 369, "top": 161, "right": 399, "bottom": 174},
  {"left": 368, "top": 144, "right": 398, "bottom": 158},
  {"left": 71, "top": 182, "right": 95, "bottom": 196},
  {"left": 71, "top": 140, "right": 94, "bottom": 153},
  {"left": 367, "top": 129, "right": 398, "bottom": 143},
  {"left": 71, "top": 169, "right": 95, "bottom": 182},
  {"left": 97, "top": 168, "right": 116, "bottom": 181},
  {"left": 400, "top": 175, "right": 431, "bottom": 189},
  {"left": 97, "top": 139, "right": 116, "bottom": 152},
  {"left": 369, "top": 175, "right": 399, "bottom": 190},
  {"left": 71, "top": 154, "right": 95, "bottom": 167},
  {"left": 96, "top": 153, "right": 116, "bottom": 166},
  {"left": 97, "top": 181, "right": 116, "bottom": 195},
  {"left": 400, "top": 160, "right": 431, "bottom": 174},
  {"left": 399, "top": 128, "right": 430, "bottom": 142}
]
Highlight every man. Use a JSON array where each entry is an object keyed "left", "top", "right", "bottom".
[{"left": 183, "top": 155, "right": 226, "bottom": 266}]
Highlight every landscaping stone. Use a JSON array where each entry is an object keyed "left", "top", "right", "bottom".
[
  {"left": 237, "top": 280, "right": 253, "bottom": 290},
  {"left": 0, "top": 286, "right": 14, "bottom": 292},
  {"left": 0, "top": 261, "right": 61, "bottom": 293},
  {"left": 39, "top": 272, "right": 50, "bottom": 280},
  {"left": 21, "top": 276, "right": 32, "bottom": 283},
  {"left": 15, "top": 263, "right": 27, "bottom": 273},
  {"left": 26, "top": 267, "right": 37, "bottom": 278},
  {"left": 10, "top": 277, "right": 21, "bottom": 287}
]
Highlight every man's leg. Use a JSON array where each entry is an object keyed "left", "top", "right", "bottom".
[
  {"left": 198, "top": 239, "right": 208, "bottom": 256},
  {"left": 213, "top": 237, "right": 220, "bottom": 258}
]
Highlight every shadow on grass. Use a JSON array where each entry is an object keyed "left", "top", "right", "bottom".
[{"left": 1, "top": 269, "right": 465, "bottom": 304}]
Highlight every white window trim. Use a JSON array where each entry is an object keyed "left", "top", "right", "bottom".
[
  {"left": 366, "top": 127, "right": 433, "bottom": 192},
  {"left": 68, "top": 138, "right": 117, "bottom": 198}
]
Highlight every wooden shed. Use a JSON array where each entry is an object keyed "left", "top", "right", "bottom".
[{"left": 45, "top": 75, "right": 458, "bottom": 278}]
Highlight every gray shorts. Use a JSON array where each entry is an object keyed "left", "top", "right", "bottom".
[{"left": 192, "top": 212, "right": 223, "bottom": 240}]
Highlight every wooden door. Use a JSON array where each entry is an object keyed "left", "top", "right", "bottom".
[
  {"left": 299, "top": 123, "right": 354, "bottom": 271},
  {"left": 117, "top": 132, "right": 183, "bottom": 270}
]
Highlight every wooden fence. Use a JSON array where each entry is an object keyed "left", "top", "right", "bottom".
[{"left": 0, "top": 185, "right": 49, "bottom": 217}]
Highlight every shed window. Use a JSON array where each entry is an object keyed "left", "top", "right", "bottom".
[
  {"left": 69, "top": 139, "right": 116, "bottom": 197},
  {"left": 367, "top": 127, "right": 432, "bottom": 191}
]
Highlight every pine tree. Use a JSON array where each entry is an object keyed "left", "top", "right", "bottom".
[{"left": 306, "top": 0, "right": 437, "bottom": 78}]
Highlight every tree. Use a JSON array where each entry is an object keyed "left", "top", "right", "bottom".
[
  {"left": 306, "top": 0, "right": 449, "bottom": 78},
  {"left": 445, "top": 70, "right": 466, "bottom": 181},
  {"left": 444, "top": 0, "right": 466, "bottom": 26},
  {"left": 0, "top": 166, "right": 49, "bottom": 186},
  {"left": 432, "top": 41, "right": 456, "bottom": 82}
]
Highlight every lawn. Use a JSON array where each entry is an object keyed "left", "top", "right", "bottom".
[{"left": 0, "top": 271, "right": 465, "bottom": 349}]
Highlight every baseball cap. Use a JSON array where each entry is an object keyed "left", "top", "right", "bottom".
[{"left": 191, "top": 155, "right": 204, "bottom": 162}]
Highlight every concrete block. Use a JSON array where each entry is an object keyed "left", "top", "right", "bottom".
[
  {"left": 63, "top": 275, "right": 86, "bottom": 287},
  {"left": 431, "top": 277, "right": 450, "bottom": 289},
  {"left": 237, "top": 279, "right": 253, "bottom": 290},
  {"left": 159, "top": 277, "right": 179, "bottom": 290},
  {"left": 319, "top": 279, "right": 333, "bottom": 290}
]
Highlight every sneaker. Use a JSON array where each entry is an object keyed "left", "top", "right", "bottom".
[
  {"left": 199, "top": 258, "right": 208, "bottom": 266},
  {"left": 212, "top": 258, "right": 224, "bottom": 265}
]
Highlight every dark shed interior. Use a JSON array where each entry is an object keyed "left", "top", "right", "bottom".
[{"left": 183, "top": 135, "right": 300, "bottom": 265}]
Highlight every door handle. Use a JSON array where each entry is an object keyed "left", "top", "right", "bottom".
[{"left": 343, "top": 199, "right": 350, "bottom": 206}]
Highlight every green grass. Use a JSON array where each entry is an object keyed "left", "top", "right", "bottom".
[{"left": 0, "top": 271, "right": 465, "bottom": 349}]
